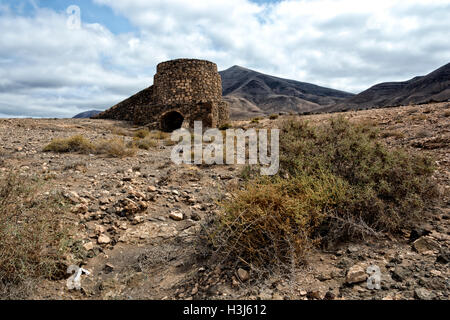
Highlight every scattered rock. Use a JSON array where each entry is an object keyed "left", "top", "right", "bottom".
[
  {"left": 104, "top": 263, "right": 115, "bottom": 273},
  {"left": 346, "top": 264, "right": 368, "bottom": 284},
  {"left": 307, "top": 291, "right": 322, "bottom": 300},
  {"left": 409, "top": 227, "right": 431, "bottom": 242},
  {"left": 132, "top": 216, "right": 145, "bottom": 225},
  {"left": 391, "top": 266, "right": 412, "bottom": 282},
  {"left": 169, "top": 211, "right": 184, "bottom": 221},
  {"left": 324, "top": 291, "right": 336, "bottom": 300},
  {"left": 97, "top": 234, "right": 111, "bottom": 244},
  {"left": 414, "top": 288, "right": 435, "bottom": 300},
  {"left": 83, "top": 242, "right": 94, "bottom": 251},
  {"left": 236, "top": 268, "right": 250, "bottom": 282},
  {"left": 412, "top": 236, "right": 440, "bottom": 253},
  {"left": 436, "top": 249, "right": 450, "bottom": 264},
  {"left": 71, "top": 203, "right": 88, "bottom": 214}
]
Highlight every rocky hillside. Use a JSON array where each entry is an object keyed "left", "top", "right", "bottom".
[
  {"left": 324, "top": 62, "right": 450, "bottom": 112},
  {"left": 220, "top": 65, "right": 354, "bottom": 119}
]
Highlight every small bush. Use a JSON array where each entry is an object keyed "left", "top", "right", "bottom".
[
  {"left": 206, "top": 117, "right": 437, "bottom": 270},
  {"left": 149, "top": 131, "right": 170, "bottom": 140},
  {"left": 0, "top": 171, "right": 74, "bottom": 298},
  {"left": 134, "top": 128, "right": 150, "bottom": 139},
  {"left": 129, "top": 137, "right": 158, "bottom": 150},
  {"left": 251, "top": 117, "right": 261, "bottom": 124},
  {"left": 43, "top": 135, "right": 95, "bottom": 153},
  {"left": 44, "top": 135, "right": 136, "bottom": 158},
  {"left": 95, "top": 137, "right": 137, "bottom": 157},
  {"left": 269, "top": 114, "right": 279, "bottom": 120}
]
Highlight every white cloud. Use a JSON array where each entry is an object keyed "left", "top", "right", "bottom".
[{"left": 1, "top": 0, "right": 450, "bottom": 117}]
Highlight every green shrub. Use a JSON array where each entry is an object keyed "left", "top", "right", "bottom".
[
  {"left": 269, "top": 114, "right": 279, "bottom": 120},
  {"left": 207, "top": 117, "right": 437, "bottom": 269}
]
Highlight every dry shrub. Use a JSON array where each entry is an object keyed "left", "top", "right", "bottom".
[
  {"left": 149, "top": 131, "right": 170, "bottom": 140},
  {"left": 44, "top": 135, "right": 136, "bottom": 158},
  {"left": 43, "top": 135, "right": 95, "bottom": 153},
  {"left": 206, "top": 117, "right": 437, "bottom": 270},
  {"left": 0, "top": 171, "right": 74, "bottom": 298},
  {"left": 129, "top": 136, "right": 158, "bottom": 150},
  {"left": 133, "top": 128, "right": 150, "bottom": 139},
  {"left": 95, "top": 137, "right": 137, "bottom": 157},
  {"left": 269, "top": 114, "right": 279, "bottom": 120}
]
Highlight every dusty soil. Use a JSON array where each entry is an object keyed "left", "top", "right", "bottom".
[{"left": 0, "top": 102, "right": 448, "bottom": 300}]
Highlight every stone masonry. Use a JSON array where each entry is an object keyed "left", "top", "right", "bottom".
[{"left": 94, "top": 59, "right": 229, "bottom": 131}]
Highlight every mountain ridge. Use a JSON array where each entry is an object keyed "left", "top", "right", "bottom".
[{"left": 219, "top": 65, "right": 355, "bottom": 119}]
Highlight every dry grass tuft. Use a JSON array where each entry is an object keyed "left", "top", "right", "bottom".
[
  {"left": 0, "top": 171, "right": 76, "bottom": 298},
  {"left": 43, "top": 135, "right": 95, "bottom": 153},
  {"left": 133, "top": 128, "right": 150, "bottom": 139},
  {"left": 95, "top": 137, "right": 137, "bottom": 157},
  {"left": 44, "top": 135, "right": 136, "bottom": 158},
  {"left": 128, "top": 136, "right": 159, "bottom": 150}
]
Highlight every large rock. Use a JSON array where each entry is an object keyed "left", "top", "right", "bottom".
[
  {"left": 346, "top": 265, "right": 368, "bottom": 284},
  {"left": 414, "top": 288, "right": 435, "bottom": 300},
  {"left": 237, "top": 268, "right": 250, "bottom": 282},
  {"left": 169, "top": 211, "right": 184, "bottom": 221},
  {"left": 412, "top": 236, "right": 440, "bottom": 253},
  {"left": 97, "top": 234, "right": 111, "bottom": 244}
]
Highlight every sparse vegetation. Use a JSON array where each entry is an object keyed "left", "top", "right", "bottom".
[
  {"left": 149, "top": 131, "right": 170, "bottom": 140},
  {"left": 206, "top": 117, "right": 437, "bottom": 270},
  {"left": 43, "top": 135, "right": 95, "bottom": 153},
  {"left": 95, "top": 137, "right": 137, "bottom": 157},
  {"left": 0, "top": 171, "right": 75, "bottom": 298},
  {"left": 269, "top": 114, "right": 279, "bottom": 120},
  {"left": 129, "top": 136, "right": 158, "bottom": 150},
  {"left": 134, "top": 128, "right": 150, "bottom": 139},
  {"left": 44, "top": 135, "right": 136, "bottom": 158}
]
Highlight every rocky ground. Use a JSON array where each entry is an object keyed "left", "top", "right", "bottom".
[{"left": 0, "top": 102, "right": 448, "bottom": 300}]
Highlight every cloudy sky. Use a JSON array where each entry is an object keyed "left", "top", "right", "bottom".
[{"left": 1, "top": 0, "right": 449, "bottom": 118}]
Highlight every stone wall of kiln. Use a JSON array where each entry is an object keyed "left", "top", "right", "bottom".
[{"left": 94, "top": 59, "right": 229, "bottom": 130}]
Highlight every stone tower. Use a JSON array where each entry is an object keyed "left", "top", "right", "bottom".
[{"left": 94, "top": 58, "right": 230, "bottom": 131}]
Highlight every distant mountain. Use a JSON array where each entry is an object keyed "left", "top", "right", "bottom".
[
  {"left": 220, "top": 66, "right": 355, "bottom": 119},
  {"left": 325, "top": 62, "right": 450, "bottom": 112},
  {"left": 73, "top": 110, "right": 102, "bottom": 118}
]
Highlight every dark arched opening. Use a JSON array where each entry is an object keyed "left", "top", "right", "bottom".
[{"left": 160, "top": 111, "right": 184, "bottom": 132}]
